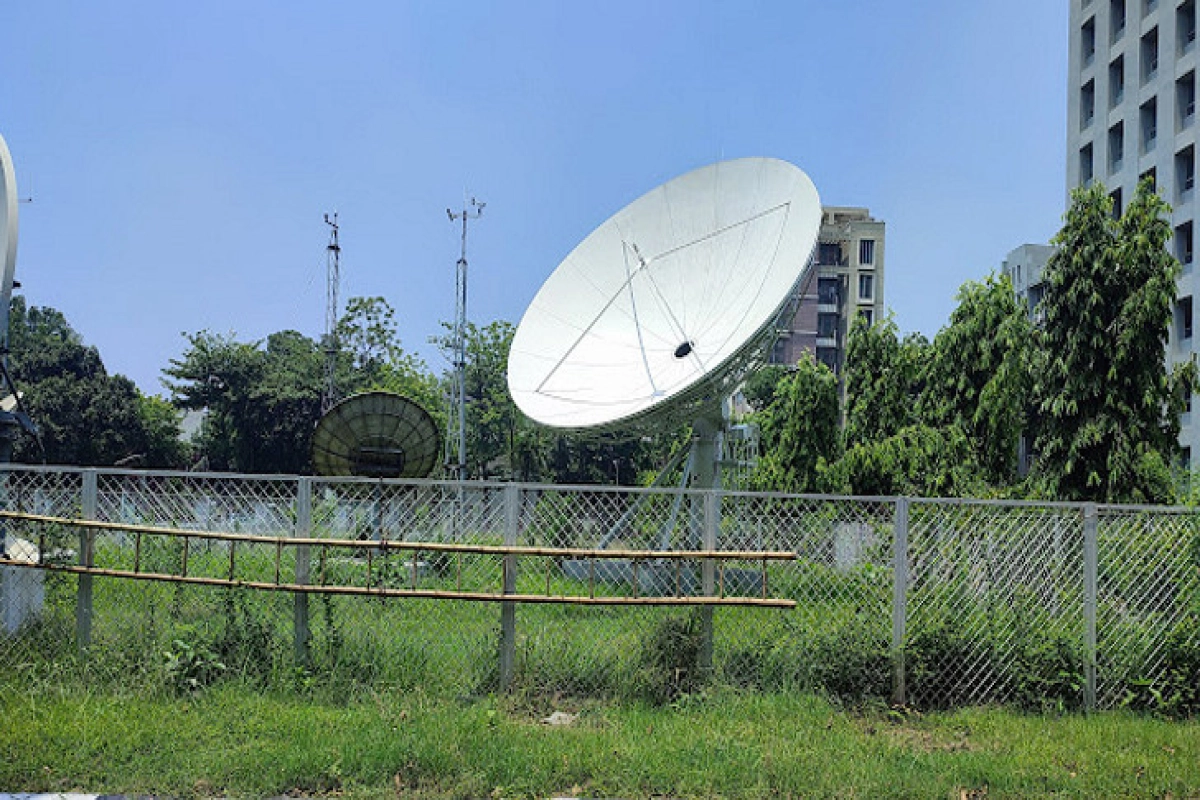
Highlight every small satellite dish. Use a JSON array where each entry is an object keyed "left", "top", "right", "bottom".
[
  {"left": 508, "top": 157, "right": 821, "bottom": 432},
  {"left": 311, "top": 391, "right": 441, "bottom": 479}
]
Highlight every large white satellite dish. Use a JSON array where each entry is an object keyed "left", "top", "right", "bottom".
[
  {"left": 508, "top": 157, "right": 820, "bottom": 433},
  {"left": 0, "top": 134, "right": 17, "bottom": 351}
]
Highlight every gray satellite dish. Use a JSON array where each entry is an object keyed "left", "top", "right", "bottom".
[
  {"left": 508, "top": 157, "right": 821, "bottom": 436},
  {"left": 0, "top": 134, "right": 18, "bottom": 356},
  {"left": 312, "top": 391, "right": 441, "bottom": 479}
]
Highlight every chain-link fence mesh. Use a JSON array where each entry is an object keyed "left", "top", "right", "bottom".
[{"left": 2, "top": 465, "right": 1199, "bottom": 711}]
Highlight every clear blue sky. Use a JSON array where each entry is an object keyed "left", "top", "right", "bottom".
[{"left": 1, "top": 1, "right": 1068, "bottom": 395}]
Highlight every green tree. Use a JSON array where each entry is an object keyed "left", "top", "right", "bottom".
[
  {"left": 819, "top": 424, "right": 984, "bottom": 497},
  {"left": 7, "top": 297, "right": 187, "bottom": 467},
  {"left": 1031, "top": 179, "right": 1194, "bottom": 503},
  {"left": 842, "top": 315, "right": 927, "bottom": 449},
  {"left": 750, "top": 356, "right": 841, "bottom": 493},
  {"left": 921, "top": 273, "right": 1033, "bottom": 486}
]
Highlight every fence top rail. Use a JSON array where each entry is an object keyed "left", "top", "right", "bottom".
[
  {"left": 5, "top": 463, "right": 1200, "bottom": 514},
  {"left": 0, "top": 511, "right": 797, "bottom": 562}
]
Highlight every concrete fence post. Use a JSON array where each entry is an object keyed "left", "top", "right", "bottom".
[
  {"left": 76, "top": 469, "right": 97, "bottom": 651},
  {"left": 294, "top": 477, "right": 312, "bottom": 668},
  {"left": 891, "top": 497, "right": 910, "bottom": 706},
  {"left": 1083, "top": 503, "right": 1098, "bottom": 712},
  {"left": 499, "top": 484, "right": 519, "bottom": 691}
]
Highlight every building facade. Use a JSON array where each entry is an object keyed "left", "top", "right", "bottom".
[
  {"left": 771, "top": 206, "right": 885, "bottom": 374},
  {"left": 1068, "top": 0, "right": 1199, "bottom": 464}
]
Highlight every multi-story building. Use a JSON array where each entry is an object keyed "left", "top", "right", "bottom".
[
  {"left": 1068, "top": 0, "right": 1199, "bottom": 464},
  {"left": 771, "top": 206, "right": 885, "bottom": 374},
  {"left": 1001, "top": 243, "right": 1056, "bottom": 324}
]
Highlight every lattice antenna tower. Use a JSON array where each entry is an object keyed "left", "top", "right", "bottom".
[
  {"left": 446, "top": 197, "right": 484, "bottom": 480},
  {"left": 322, "top": 212, "right": 341, "bottom": 415}
]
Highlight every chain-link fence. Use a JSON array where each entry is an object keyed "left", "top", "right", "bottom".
[{"left": 1, "top": 465, "right": 1198, "bottom": 710}]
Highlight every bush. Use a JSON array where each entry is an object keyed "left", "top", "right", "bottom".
[
  {"left": 628, "top": 611, "right": 707, "bottom": 705},
  {"left": 1123, "top": 616, "right": 1200, "bottom": 717}
]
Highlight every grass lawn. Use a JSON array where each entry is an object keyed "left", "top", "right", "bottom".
[{"left": 1, "top": 684, "right": 1198, "bottom": 799}]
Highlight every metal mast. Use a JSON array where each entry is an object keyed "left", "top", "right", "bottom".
[
  {"left": 322, "top": 212, "right": 341, "bottom": 415},
  {"left": 446, "top": 197, "right": 484, "bottom": 480}
]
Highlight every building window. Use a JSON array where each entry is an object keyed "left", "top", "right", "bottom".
[
  {"left": 817, "top": 313, "right": 838, "bottom": 339},
  {"left": 817, "top": 242, "right": 842, "bottom": 266},
  {"left": 816, "top": 347, "right": 838, "bottom": 373},
  {"left": 1142, "top": 0, "right": 1157, "bottom": 15},
  {"left": 1081, "top": 80, "right": 1096, "bottom": 129},
  {"left": 1141, "top": 27, "right": 1159, "bottom": 84},
  {"left": 1178, "top": 71, "right": 1196, "bottom": 130},
  {"left": 1141, "top": 166, "right": 1157, "bottom": 192},
  {"left": 1141, "top": 97, "right": 1157, "bottom": 152},
  {"left": 1177, "top": 145, "right": 1195, "bottom": 201},
  {"left": 859, "top": 239, "right": 875, "bottom": 265},
  {"left": 1180, "top": 0, "right": 1196, "bottom": 55},
  {"left": 1183, "top": 446, "right": 1193, "bottom": 471},
  {"left": 858, "top": 274, "right": 874, "bottom": 301},
  {"left": 1110, "top": 187, "right": 1123, "bottom": 218},
  {"left": 1176, "top": 220, "right": 1194, "bottom": 265},
  {"left": 817, "top": 277, "right": 839, "bottom": 305},
  {"left": 858, "top": 308, "right": 874, "bottom": 328},
  {"left": 1108, "top": 122, "right": 1125, "bottom": 173},
  {"left": 1178, "top": 296, "right": 1194, "bottom": 340},
  {"left": 1109, "top": 56, "right": 1125, "bottom": 108},
  {"left": 1082, "top": 16, "right": 1097, "bottom": 65},
  {"left": 1111, "top": 0, "right": 1127, "bottom": 42},
  {"left": 1081, "top": 143, "right": 1095, "bottom": 183}
]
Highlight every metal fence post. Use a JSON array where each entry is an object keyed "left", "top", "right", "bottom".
[
  {"left": 697, "top": 489, "right": 719, "bottom": 675},
  {"left": 499, "top": 484, "right": 519, "bottom": 691},
  {"left": 76, "top": 469, "right": 97, "bottom": 651},
  {"left": 1083, "top": 503, "right": 1098, "bottom": 712},
  {"left": 891, "top": 497, "right": 910, "bottom": 706},
  {"left": 294, "top": 477, "right": 312, "bottom": 668}
]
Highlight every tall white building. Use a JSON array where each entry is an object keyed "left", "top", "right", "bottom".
[
  {"left": 771, "top": 206, "right": 885, "bottom": 375},
  {"left": 1068, "top": 0, "right": 1199, "bottom": 464}
]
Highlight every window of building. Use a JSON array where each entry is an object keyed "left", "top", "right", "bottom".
[
  {"left": 817, "top": 277, "right": 839, "bottom": 305},
  {"left": 858, "top": 308, "right": 874, "bottom": 328},
  {"left": 817, "top": 242, "right": 842, "bottom": 266},
  {"left": 858, "top": 274, "right": 874, "bottom": 301},
  {"left": 1183, "top": 446, "right": 1193, "bottom": 471},
  {"left": 1180, "top": 0, "right": 1197, "bottom": 55},
  {"left": 1081, "top": 143, "right": 1095, "bottom": 183},
  {"left": 1179, "top": 296, "right": 1195, "bottom": 340},
  {"left": 1143, "top": 0, "right": 1157, "bottom": 15},
  {"left": 1081, "top": 80, "right": 1096, "bottom": 129},
  {"left": 1140, "top": 98, "right": 1158, "bottom": 153},
  {"left": 1141, "top": 166, "right": 1157, "bottom": 191},
  {"left": 1176, "top": 220, "right": 1194, "bottom": 265},
  {"left": 1109, "top": 122, "right": 1125, "bottom": 173},
  {"left": 1083, "top": 16, "right": 1097, "bottom": 65},
  {"left": 816, "top": 347, "right": 838, "bottom": 373},
  {"left": 1141, "top": 27, "right": 1159, "bottom": 84},
  {"left": 1109, "top": 56, "right": 1125, "bottom": 108},
  {"left": 1111, "top": 187, "right": 1124, "bottom": 218},
  {"left": 1111, "top": 0, "right": 1127, "bottom": 41},
  {"left": 1178, "top": 71, "right": 1196, "bottom": 130},
  {"left": 859, "top": 239, "right": 875, "bottom": 265},
  {"left": 817, "top": 313, "right": 838, "bottom": 339},
  {"left": 1177, "top": 145, "right": 1195, "bottom": 200}
]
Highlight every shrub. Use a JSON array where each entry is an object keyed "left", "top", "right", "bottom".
[{"left": 628, "top": 611, "right": 707, "bottom": 705}]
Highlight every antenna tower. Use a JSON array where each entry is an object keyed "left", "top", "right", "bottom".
[
  {"left": 446, "top": 197, "right": 484, "bottom": 480},
  {"left": 322, "top": 212, "right": 341, "bottom": 415}
]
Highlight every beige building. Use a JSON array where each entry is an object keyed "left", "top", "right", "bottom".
[{"left": 771, "top": 206, "right": 885, "bottom": 374}]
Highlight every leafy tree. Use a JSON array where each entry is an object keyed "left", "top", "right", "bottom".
[
  {"left": 819, "top": 424, "right": 984, "bottom": 497},
  {"left": 921, "top": 273, "right": 1033, "bottom": 485},
  {"left": 750, "top": 356, "right": 841, "bottom": 493},
  {"left": 1031, "top": 179, "right": 1194, "bottom": 503},
  {"left": 6, "top": 297, "right": 187, "bottom": 467},
  {"left": 842, "top": 315, "right": 927, "bottom": 449}
]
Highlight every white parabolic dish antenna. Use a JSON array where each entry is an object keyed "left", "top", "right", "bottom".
[
  {"left": 0, "top": 134, "right": 18, "bottom": 350},
  {"left": 508, "top": 157, "right": 821, "bottom": 432}
]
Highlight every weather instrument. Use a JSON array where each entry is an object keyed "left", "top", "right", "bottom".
[{"left": 311, "top": 391, "right": 442, "bottom": 479}]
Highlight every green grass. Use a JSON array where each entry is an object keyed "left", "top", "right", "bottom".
[{"left": 1, "top": 682, "right": 1198, "bottom": 799}]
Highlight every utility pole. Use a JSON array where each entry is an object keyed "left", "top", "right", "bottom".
[
  {"left": 322, "top": 212, "right": 341, "bottom": 415},
  {"left": 446, "top": 197, "right": 484, "bottom": 480}
]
